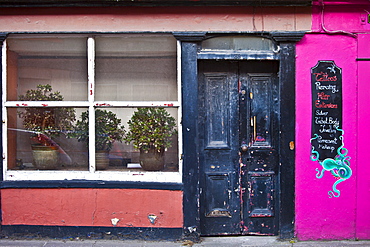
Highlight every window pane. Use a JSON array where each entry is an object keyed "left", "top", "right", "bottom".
[
  {"left": 94, "top": 107, "right": 179, "bottom": 172},
  {"left": 5, "top": 34, "right": 181, "bottom": 179},
  {"left": 95, "top": 35, "right": 177, "bottom": 101},
  {"left": 8, "top": 107, "right": 89, "bottom": 170},
  {"left": 6, "top": 36, "right": 88, "bottom": 101},
  {"left": 202, "top": 36, "right": 275, "bottom": 51}
]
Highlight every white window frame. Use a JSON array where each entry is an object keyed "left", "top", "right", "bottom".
[{"left": 2, "top": 35, "right": 183, "bottom": 183}]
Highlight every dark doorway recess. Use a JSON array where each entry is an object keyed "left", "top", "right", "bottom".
[{"left": 198, "top": 60, "right": 280, "bottom": 236}]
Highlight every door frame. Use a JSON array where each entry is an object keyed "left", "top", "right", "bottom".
[{"left": 174, "top": 32, "right": 305, "bottom": 240}]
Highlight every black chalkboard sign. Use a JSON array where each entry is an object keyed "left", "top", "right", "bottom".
[{"left": 311, "top": 61, "right": 343, "bottom": 161}]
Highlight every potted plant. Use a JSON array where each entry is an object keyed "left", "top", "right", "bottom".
[
  {"left": 70, "top": 109, "right": 125, "bottom": 170},
  {"left": 125, "top": 107, "right": 177, "bottom": 171},
  {"left": 18, "top": 84, "right": 76, "bottom": 169}
]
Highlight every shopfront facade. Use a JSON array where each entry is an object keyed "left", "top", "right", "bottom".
[{"left": 0, "top": 0, "right": 368, "bottom": 241}]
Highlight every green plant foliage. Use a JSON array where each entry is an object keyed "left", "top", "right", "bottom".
[
  {"left": 125, "top": 107, "right": 177, "bottom": 153},
  {"left": 18, "top": 84, "right": 76, "bottom": 145},
  {"left": 71, "top": 109, "right": 125, "bottom": 151}
]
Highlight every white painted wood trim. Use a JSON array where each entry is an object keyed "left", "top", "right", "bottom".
[
  {"left": 2, "top": 35, "right": 183, "bottom": 183},
  {"left": 2, "top": 40, "right": 8, "bottom": 178},
  {"left": 4, "top": 170, "right": 182, "bottom": 183},
  {"left": 4, "top": 101, "right": 180, "bottom": 108},
  {"left": 88, "top": 37, "right": 96, "bottom": 173},
  {"left": 93, "top": 101, "right": 181, "bottom": 107},
  {"left": 177, "top": 40, "right": 183, "bottom": 179},
  {"left": 4, "top": 101, "right": 91, "bottom": 107}
]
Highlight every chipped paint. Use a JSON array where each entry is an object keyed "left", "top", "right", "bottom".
[
  {"left": 111, "top": 218, "right": 120, "bottom": 226},
  {"left": 148, "top": 214, "right": 157, "bottom": 224},
  {"left": 187, "top": 226, "right": 197, "bottom": 233},
  {"left": 95, "top": 103, "right": 111, "bottom": 107}
]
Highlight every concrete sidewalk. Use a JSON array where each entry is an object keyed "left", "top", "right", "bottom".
[{"left": 0, "top": 236, "right": 369, "bottom": 247}]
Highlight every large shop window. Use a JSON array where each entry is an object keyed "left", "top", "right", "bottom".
[{"left": 2, "top": 34, "right": 181, "bottom": 182}]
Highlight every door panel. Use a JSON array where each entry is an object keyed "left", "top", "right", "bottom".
[
  {"left": 199, "top": 60, "right": 279, "bottom": 236},
  {"left": 204, "top": 172, "right": 232, "bottom": 218},
  {"left": 204, "top": 73, "right": 230, "bottom": 149},
  {"left": 248, "top": 172, "right": 275, "bottom": 218},
  {"left": 240, "top": 64, "right": 279, "bottom": 235},
  {"left": 199, "top": 61, "right": 240, "bottom": 235},
  {"left": 248, "top": 75, "right": 273, "bottom": 146},
  {"left": 245, "top": 171, "right": 277, "bottom": 234}
]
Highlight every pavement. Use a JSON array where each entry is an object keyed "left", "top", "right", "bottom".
[{"left": 0, "top": 236, "right": 369, "bottom": 247}]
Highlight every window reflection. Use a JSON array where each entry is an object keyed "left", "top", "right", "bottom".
[
  {"left": 92, "top": 108, "right": 179, "bottom": 172},
  {"left": 8, "top": 107, "right": 89, "bottom": 170},
  {"left": 202, "top": 36, "right": 275, "bottom": 51}
]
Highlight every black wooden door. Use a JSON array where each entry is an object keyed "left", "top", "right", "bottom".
[{"left": 198, "top": 60, "right": 279, "bottom": 236}]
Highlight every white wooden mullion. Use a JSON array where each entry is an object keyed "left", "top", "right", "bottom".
[
  {"left": 176, "top": 40, "right": 183, "bottom": 178},
  {"left": 88, "top": 37, "right": 96, "bottom": 173},
  {"left": 2, "top": 39, "right": 8, "bottom": 177},
  {"left": 5, "top": 101, "right": 180, "bottom": 108},
  {"left": 4, "top": 101, "right": 90, "bottom": 107},
  {"left": 5, "top": 170, "right": 182, "bottom": 183},
  {"left": 93, "top": 101, "right": 180, "bottom": 107}
]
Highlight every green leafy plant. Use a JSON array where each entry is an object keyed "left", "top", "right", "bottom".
[
  {"left": 71, "top": 109, "right": 125, "bottom": 151},
  {"left": 18, "top": 84, "right": 76, "bottom": 146},
  {"left": 125, "top": 107, "right": 177, "bottom": 153}
]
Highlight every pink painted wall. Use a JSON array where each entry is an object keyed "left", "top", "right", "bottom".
[
  {"left": 295, "top": 0, "right": 370, "bottom": 240},
  {"left": 356, "top": 34, "right": 370, "bottom": 239},
  {"left": 312, "top": 0, "right": 370, "bottom": 33}
]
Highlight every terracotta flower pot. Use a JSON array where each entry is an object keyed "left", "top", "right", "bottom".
[
  {"left": 139, "top": 149, "right": 165, "bottom": 171},
  {"left": 95, "top": 150, "right": 109, "bottom": 170},
  {"left": 31, "top": 144, "right": 59, "bottom": 170}
]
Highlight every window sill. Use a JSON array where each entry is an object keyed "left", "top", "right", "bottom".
[{"left": 4, "top": 170, "right": 182, "bottom": 183}]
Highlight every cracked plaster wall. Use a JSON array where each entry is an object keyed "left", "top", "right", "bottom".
[{"left": 1, "top": 188, "right": 183, "bottom": 228}]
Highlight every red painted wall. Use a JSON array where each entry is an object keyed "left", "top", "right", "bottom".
[
  {"left": 1, "top": 189, "right": 183, "bottom": 228},
  {"left": 295, "top": 0, "right": 370, "bottom": 240}
]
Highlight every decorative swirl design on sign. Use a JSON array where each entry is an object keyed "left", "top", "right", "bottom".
[{"left": 310, "top": 127, "right": 352, "bottom": 198}]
